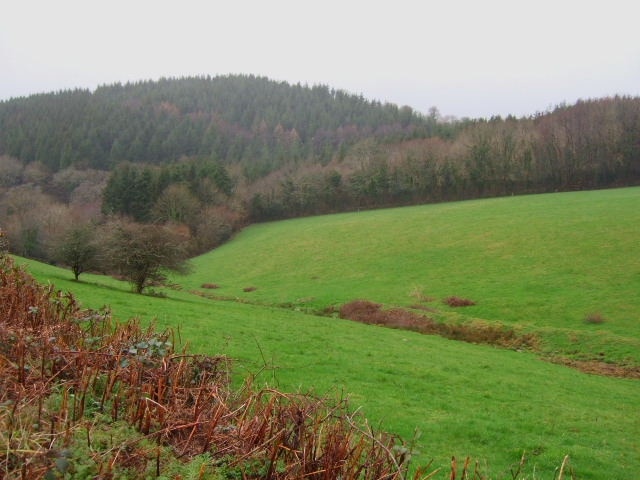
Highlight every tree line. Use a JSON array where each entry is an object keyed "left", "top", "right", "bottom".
[
  {"left": 0, "top": 75, "right": 639, "bottom": 280},
  {"left": 245, "top": 96, "right": 640, "bottom": 220}
]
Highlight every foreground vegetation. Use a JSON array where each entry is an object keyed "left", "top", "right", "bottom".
[
  {"left": 1, "top": 254, "right": 425, "bottom": 479},
  {"left": 16, "top": 188, "right": 640, "bottom": 479}
]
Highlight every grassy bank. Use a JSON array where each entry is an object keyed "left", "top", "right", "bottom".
[{"left": 182, "top": 187, "right": 640, "bottom": 365}]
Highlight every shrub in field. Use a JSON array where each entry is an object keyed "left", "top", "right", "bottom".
[
  {"left": 339, "top": 299, "right": 385, "bottom": 322},
  {"left": 99, "top": 219, "right": 191, "bottom": 294},
  {"left": 444, "top": 296, "right": 476, "bottom": 307},
  {"left": 0, "top": 255, "right": 426, "bottom": 479},
  {"left": 584, "top": 312, "right": 606, "bottom": 324}
]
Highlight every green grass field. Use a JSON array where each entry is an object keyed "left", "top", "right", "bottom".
[
  {"left": 182, "top": 186, "right": 640, "bottom": 365},
  {"left": 16, "top": 187, "right": 640, "bottom": 479}
]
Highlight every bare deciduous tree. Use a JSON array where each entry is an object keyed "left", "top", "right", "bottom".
[
  {"left": 53, "top": 224, "right": 98, "bottom": 280},
  {"left": 101, "top": 221, "right": 190, "bottom": 294}
]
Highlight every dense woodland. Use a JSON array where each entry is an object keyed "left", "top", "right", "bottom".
[{"left": 1, "top": 75, "right": 639, "bottom": 267}]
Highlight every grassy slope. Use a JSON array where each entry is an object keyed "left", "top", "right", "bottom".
[
  {"left": 16, "top": 187, "right": 640, "bottom": 479},
  {"left": 183, "top": 187, "right": 640, "bottom": 365}
]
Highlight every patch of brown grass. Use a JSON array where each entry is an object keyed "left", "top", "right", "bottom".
[
  {"left": 584, "top": 312, "right": 606, "bottom": 324},
  {"left": 339, "top": 300, "right": 537, "bottom": 350},
  {"left": 550, "top": 357, "right": 640, "bottom": 379},
  {"left": 444, "top": 296, "right": 476, "bottom": 307},
  {"left": 243, "top": 286, "right": 257, "bottom": 292},
  {"left": 201, "top": 282, "right": 220, "bottom": 289}
]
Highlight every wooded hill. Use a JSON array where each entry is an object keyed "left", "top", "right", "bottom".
[
  {"left": 1, "top": 75, "right": 639, "bottom": 260},
  {"left": 0, "top": 75, "right": 439, "bottom": 173}
]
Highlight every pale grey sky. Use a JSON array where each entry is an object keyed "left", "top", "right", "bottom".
[{"left": 1, "top": 0, "right": 639, "bottom": 118}]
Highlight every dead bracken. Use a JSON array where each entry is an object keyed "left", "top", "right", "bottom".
[{"left": 0, "top": 255, "right": 425, "bottom": 479}]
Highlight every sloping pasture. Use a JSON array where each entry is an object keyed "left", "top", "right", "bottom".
[
  {"left": 18, "top": 187, "right": 640, "bottom": 478},
  {"left": 185, "top": 187, "right": 640, "bottom": 366}
]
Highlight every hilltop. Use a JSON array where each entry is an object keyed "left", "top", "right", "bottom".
[{"left": 0, "top": 75, "right": 435, "bottom": 172}]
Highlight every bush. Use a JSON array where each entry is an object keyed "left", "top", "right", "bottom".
[
  {"left": 444, "top": 296, "right": 476, "bottom": 307},
  {"left": 99, "top": 220, "right": 191, "bottom": 294},
  {"left": 584, "top": 312, "right": 606, "bottom": 324}
]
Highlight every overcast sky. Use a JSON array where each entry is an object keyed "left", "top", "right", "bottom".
[{"left": 2, "top": 0, "right": 639, "bottom": 119}]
